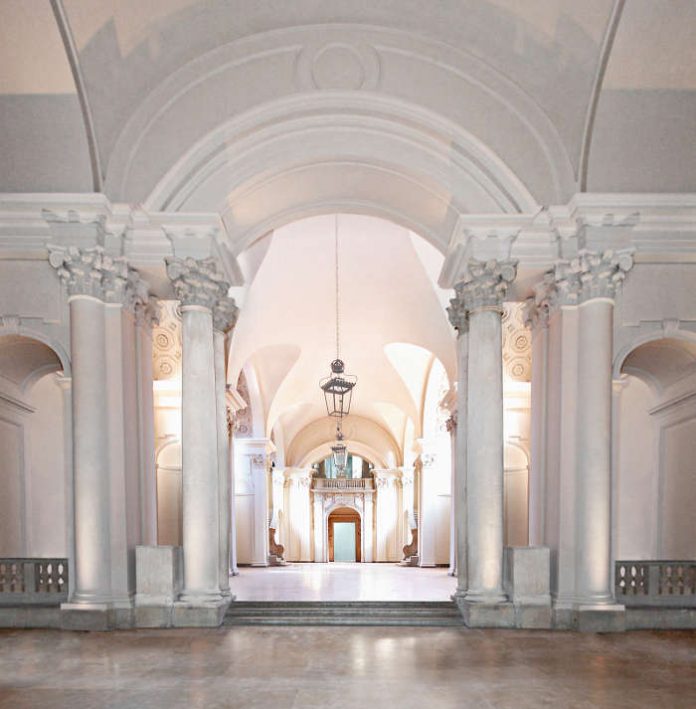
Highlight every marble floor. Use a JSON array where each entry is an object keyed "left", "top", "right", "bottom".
[
  {"left": 230, "top": 562, "right": 457, "bottom": 601},
  {"left": 1, "top": 626, "right": 695, "bottom": 708}
]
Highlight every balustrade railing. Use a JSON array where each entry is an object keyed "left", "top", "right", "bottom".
[
  {"left": 0, "top": 558, "right": 68, "bottom": 605},
  {"left": 615, "top": 560, "right": 696, "bottom": 607},
  {"left": 313, "top": 477, "right": 373, "bottom": 490}
]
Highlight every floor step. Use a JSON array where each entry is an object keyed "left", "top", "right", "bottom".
[{"left": 224, "top": 601, "right": 464, "bottom": 627}]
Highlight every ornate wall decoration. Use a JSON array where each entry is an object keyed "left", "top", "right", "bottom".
[
  {"left": 296, "top": 38, "right": 381, "bottom": 91},
  {"left": 152, "top": 300, "right": 182, "bottom": 380},
  {"left": 502, "top": 303, "right": 532, "bottom": 382},
  {"left": 233, "top": 370, "right": 252, "bottom": 438}
]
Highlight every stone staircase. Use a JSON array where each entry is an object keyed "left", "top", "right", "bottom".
[{"left": 224, "top": 600, "right": 464, "bottom": 627}]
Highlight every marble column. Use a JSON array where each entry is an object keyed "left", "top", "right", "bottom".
[
  {"left": 447, "top": 295, "right": 468, "bottom": 599},
  {"left": 457, "top": 258, "right": 517, "bottom": 604},
  {"left": 446, "top": 415, "right": 457, "bottom": 577},
  {"left": 167, "top": 257, "right": 229, "bottom": 603},
  {"left": 556, "top": 250, "right": 633, "bottom": 606},
  {"left": 49, "top": 246, "right": 112, "bottom": 606},
  {"left": 213, "top": 297, "right": 239, "bottom": 597},
  {"left": 227, "top": 413, "right": 240, "bottom": 575},
  {"left": 523, "top": 285, "right": 551, "bottom": 548},
  {"left": 313, "top": 496, "right": 324, "bottom": 562},
  {"left": 135, "top": 297, "right": 159, "bottom": 547}
]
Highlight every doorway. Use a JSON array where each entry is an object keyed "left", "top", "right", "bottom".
[{"left": 328, "top": 507, "right": 361, "bottom": 562}]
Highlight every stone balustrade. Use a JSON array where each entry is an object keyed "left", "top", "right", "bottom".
[
  {"left": 313, "top": 477, "right": 373, "bottom": 490},
  {"left": 615, "top": 561, "right": 696, "bottom": 607},
  {"left": 0, "top": 559, "right": 68, "bottom": 605}
]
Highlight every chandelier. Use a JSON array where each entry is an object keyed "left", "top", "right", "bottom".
[{"left": 320, "top": 215, "right": 356, "bottom": 474}]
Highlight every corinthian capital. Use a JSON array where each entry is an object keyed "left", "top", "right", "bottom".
[
  {"left": 213, "top": 296, "right": 239, "bottom": 333},
  {"left": 165, "top": 257, "right": 229, "bottom": 310},
  {"left": 553, "top": 249, "right": 633, "bottom": 305},
  {"left": 101, "top": 255, "right": 129, "bottom": 304},
  {"left": 48, "top": 245, "right": 105, "bottom": 298},
  {"left": 447, "top": 294, "right": 468, "bottom": 334},
  {"left": 135, "top": 296, "right": 160, "bottom": 329},
  {"left": 454, "top": 258, "right": 517, "bottom": 312}
]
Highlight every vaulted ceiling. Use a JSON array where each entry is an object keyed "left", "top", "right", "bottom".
[{"left": 1, "top": 0, "right": 695, "bottom": 208}]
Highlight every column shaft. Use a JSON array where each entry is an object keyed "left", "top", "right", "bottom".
[
  {"left": 69, "top": 296, "right": 112, "bottom": 604},
  {"left": 528, "top": 322, "right": 549, "bottom": 546},
  {"left": 214, "top": 329, "right": 231, "bottom": 596},
  {"left": 454, "top": 331, "right": 468, "bottom": 597},
  {"left": 466, "top": 308, "right": 506, "bottom": 602},
  {"left": 576, "top": 298, "right": 614, "bottom": 604},
  {"left": 180, "top": 305, "right": 221, "bottom": 601}
]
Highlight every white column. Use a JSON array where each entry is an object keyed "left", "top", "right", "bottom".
[
  {"left": 135, "top": 298, "right": 159, "bottom": 547},
  {"left": 55, "top": 375, "right": 74, "bottom": 598},
  {"left": 213, "top": 298, "right": 238, "bottom": 597},
  {"left": 446, "top": 415, "right": 457, "bottom": 577},
  {"left": 49, "top": 246, "right": 112, "bottom": 607},
  {"left": 167, "top": 257, "right": 229, "bottom": 603},
  {"left": 457, "top": 259, "right": 517, "bottom": 604},
  {"left": 313, "top": 495, "right": 324, "bottom": 562},
  {"left": 447, "top": 296, "right": 468, "bottom": 599},
  {"left": 524, "top": 293, "right": 550, "bottom": 547},
  {"left": 363, "top": 492, "right": 374, "bottom": 563},
  {"left": 554, "top": 250, "right": 633, "bottom": 607},
  {"left": 228, "top": 432, "right": 239, "bottom": 575},
  {"left": 577, "top": 298, "right": 614, "bottom": 603}
]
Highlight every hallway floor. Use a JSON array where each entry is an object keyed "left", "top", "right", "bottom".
[
  {"left": 1, "top": 626, "right": 695, "bottom": 708},
  {"left": 229, "top": 562, "right": 457, "bottom": 601}
]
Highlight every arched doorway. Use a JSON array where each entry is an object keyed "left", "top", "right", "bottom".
[
  {"left": 614, "top": 335, "right": 696, "bottom": 559},
  {"left": 0, "top": 333, "right": 69, "bottom": 559},
  {"left": 328, "top": 507, "right": 361, "bottom": 563}
]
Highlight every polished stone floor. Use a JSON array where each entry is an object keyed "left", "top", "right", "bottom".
[
  {"left": 1, "top": 626, "right": 695, "bottom": 708},
  {"left": 230, "top": 562, "right": 457, "bottom": 600}
]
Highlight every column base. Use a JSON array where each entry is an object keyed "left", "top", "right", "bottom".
[
  {"left": 171, "top": 596, "right": 230, "bottom": 627},
  {"left": 455, "top": 598, "right": 515, "bottom": 628},
  {"left": 60, "top": 601, "right": 134, "bottom": 631},
  {"left": 575, "top": 603, "right": 626, "bottom": 633}
]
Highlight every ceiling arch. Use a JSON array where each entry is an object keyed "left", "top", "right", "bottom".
[{"left": 103, "top": 22, "right": 574, "bottom": 216}]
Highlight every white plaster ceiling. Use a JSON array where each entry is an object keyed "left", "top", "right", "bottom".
[
  {"left": 1, "top": 1, "right": 694, "bottom": 204},
  {"left": 227, "top": 213, "right": 455, "bottom": 460}
]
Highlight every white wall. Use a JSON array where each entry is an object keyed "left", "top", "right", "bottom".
[
  {"left": 0, "top": 399, "right": 26, "bottom": 556},
  {"left": 26, "top": 373, "right": 67, "bottom": 557},
  {"left": 656, "top": 396, "right": 696, "bottom": 559},
  {"left": 0, "top": 370, "right": 66, "bottom": 558}
]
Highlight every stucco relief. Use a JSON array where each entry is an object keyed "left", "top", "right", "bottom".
[
  {"left": 233, "top": 370, "right": 252, "bottom": 438},
  {"left": 502, "top": 303, "right": 532, "bottom": 383},
  {"left": 296, "top": 38, "right": 380, "bottom": 92},
  {"left": 152, "top": 300, "right": 181, "bottom": 380}
]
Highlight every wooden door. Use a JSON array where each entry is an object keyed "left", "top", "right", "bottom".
[{"left": 328, "top": 508, "right": 361, "bottom": 562}]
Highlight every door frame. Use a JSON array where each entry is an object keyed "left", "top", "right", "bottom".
[{"left": 328, "top": 508, "right": 361, "bottom": 562}]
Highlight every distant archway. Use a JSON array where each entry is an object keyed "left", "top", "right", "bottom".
[{"left": 328, "top": 507, "right": 361, "bottom": 563}]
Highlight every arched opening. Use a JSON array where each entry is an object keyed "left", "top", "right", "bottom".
[
  {"left": 155, "top": 440, "right": 182, "bottom": 547},
  {"left": 0, "top": 334, "right": 68, "bottom": 559},
  {"left": 328, "top": 507, "right": 362, "bottom": 563},
  {"left": 615, "top": 336, "right": 696, "bottom": 559}
]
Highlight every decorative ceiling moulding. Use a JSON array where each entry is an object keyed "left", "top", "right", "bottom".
[
  {"left": 138, "top": 94, "right": 541, "bottom": 256},
  {"left": 105, "top": 25, "right": 573, "bottom": 209}
]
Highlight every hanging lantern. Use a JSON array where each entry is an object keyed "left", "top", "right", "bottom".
[
  {"left": 320, "top": 359, "right": 356, "bottom": 418},
  {"left": 319, "top": 215, "right": 357, "bottom": 418},
  {"left": 331, "top": 424, "right": 348, "bottom": 476}
]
